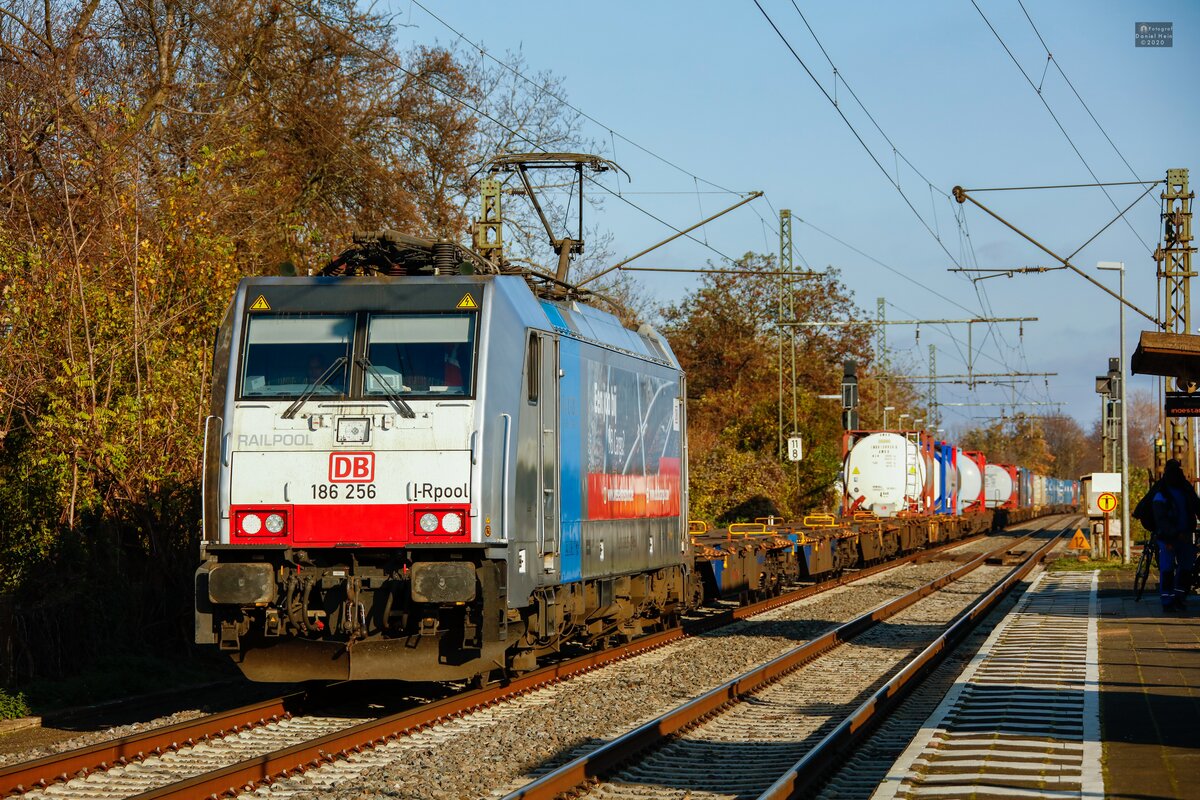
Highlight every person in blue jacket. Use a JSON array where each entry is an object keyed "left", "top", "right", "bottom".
[{"left": 1151, "top": 459, "right": 1199, "bottom": 611}]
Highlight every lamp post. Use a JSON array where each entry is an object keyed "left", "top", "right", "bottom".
[
  {"left": 899, "top": 413, "right": 911, "bottom": 430},
  {"left": 1098, "top": 261, "right": 1130, "bottom": 563},
  {"left": 883, "top": 405, "right": 895, "bottom": 429}
]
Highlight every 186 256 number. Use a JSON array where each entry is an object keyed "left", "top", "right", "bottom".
[{"left": 311, "top": 483, "right": 376, "bottom": 500}]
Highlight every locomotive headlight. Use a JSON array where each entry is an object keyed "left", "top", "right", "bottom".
[
  {"left": 419, "top": 512, "right": 439, "bottom": 533},
  {"left": 241, "top": 513, "right": 263, "bottom": 535},
  {"left": 441, "top": 512, "right": 462, "bottom": 533},
  {"left": 264, "top": 513, "right": 286, "bottom": 534}
]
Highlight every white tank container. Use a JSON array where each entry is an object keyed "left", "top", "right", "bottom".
[
  {"left": 957, "top": 456, "right": 982, "bottom": 513},
  {"left": 983, "top": 463, "right": 1014, "bottom": 509},
  {"left": 844, "top": 432, "right": 926, "bottom": 517}
]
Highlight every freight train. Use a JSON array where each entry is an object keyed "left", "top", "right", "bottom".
[
  {"left": 195, "top": 230, "right": 1078, "bottom": 684},
  {"left": 688, "top": 429, "right": 1079, "bottom": 601}
]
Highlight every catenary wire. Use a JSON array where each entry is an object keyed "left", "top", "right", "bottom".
[
  {"left": 1016, "top": 0, "right": 1147, "bottom": 186},
  {"left": 277, "top": 0, "right": 746, "bottom": 267},
  {"left": 409, "top": 0, "right": 834, "bottom": 280},
  {"left": 969, "top": 0, "right": 1154, "bottom": 254},
  {"left": 407, "top": 0, "right": 743, "bottom": 196},
  {"left": 750, "top": 0, "right": 964, "bottom": 269},
  {"left": 767, "top": 0, "right": 1028, "bottom": 388},
  {"left": 182, "top": 3, "right": 1053, "bottom": 424}
]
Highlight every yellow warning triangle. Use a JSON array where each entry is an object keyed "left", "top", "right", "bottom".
[
  {"left": 249, "top": 295, "right": 271, "bottom": 311},
  {"left": 1068, "top": 529, "right": 1090, "bottom": 550},
  {"left": 456, "top": 293, "right": 478, "bottom": 309},
  {"left": 852, "top": 467, "right": 860, "bottom": 475}
]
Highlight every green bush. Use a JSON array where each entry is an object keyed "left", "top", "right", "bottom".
[{"left": 0, "top": 689, "right": 31, "bottom": 720}]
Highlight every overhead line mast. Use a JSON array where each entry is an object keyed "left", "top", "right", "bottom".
[
  {"left": 778, "top": 210, "right": 793, "bottom": 461},
  {"left": 1156, "top": 169, "right": 1197, "bottom": 472}
]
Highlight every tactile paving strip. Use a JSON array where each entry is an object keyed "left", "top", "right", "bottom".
[{"left": 873, "top": 570, "right": 1102, "bottom": 799}]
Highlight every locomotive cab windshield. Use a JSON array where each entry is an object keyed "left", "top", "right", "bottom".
[
  {"left": 241, "top": 315, "right": 353, "bottom": 398},
  {"left": 238, "top": 311, "right": 477, "bottom": 400},
  {"left": 364, "top": 313, "right": 475, "bottom": 397}
]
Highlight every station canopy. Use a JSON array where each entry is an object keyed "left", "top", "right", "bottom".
[{"left": 1131, "top": 330, "right": 1200, "bottom": 383}]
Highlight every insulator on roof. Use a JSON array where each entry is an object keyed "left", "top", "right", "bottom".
[{"left": 432, "top": 241, "right": 457, "bottom": 276}]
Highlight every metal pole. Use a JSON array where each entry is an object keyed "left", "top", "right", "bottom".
[
  {"left": 778, "top": 211, "right": 786, "bottom": 460},
  {"left": 1100, "top": 261, "right": 1131, "bottom": 562},
  {"left": 953, "top": 186, "right": 1159, "bottom": 325},
  {"left": 580, "top": 191, "right": 763, "bottom": 286},
  {"left": 1119, "top": 267, "right": 1130, "bottom": 564}
]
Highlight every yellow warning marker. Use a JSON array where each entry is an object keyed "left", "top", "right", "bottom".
[
  {"left": 456, "top": 293, "right": 478, "bottom": 309},
  {"left": 1097, "top": 492, "right": 1117, "bottom": 513},
  {"left": 249, "top": 295, "right": 271, "bottom": 311},
  {"left": 1068, "top": 529, "right": 1091, "bottom": 551},
  {"left": 852, "top": 467, "right": 860, "bottom": 475}
]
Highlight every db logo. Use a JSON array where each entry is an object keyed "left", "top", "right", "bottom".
[{"left": 329, "top": 452, "right": 375, "bottom": 483}]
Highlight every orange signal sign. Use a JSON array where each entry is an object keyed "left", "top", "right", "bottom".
[
  {"left": 1097, "top": 492, "right": 1118, "bottom": 513},
  {"left": 1068, "top": 529, "right": 1091, "bottom": 550}
]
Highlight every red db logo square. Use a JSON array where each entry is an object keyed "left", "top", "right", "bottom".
[{"left": 329, "top": 452, "right": 375, "bottom": 483}]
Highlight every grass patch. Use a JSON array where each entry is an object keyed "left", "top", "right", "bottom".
[
  {"left": 0, "top": 689, "right": 31, "bottom": 720},
  {"left": 21, "top": 653, "right": 233, "bottom": 714},
  {"left": 1047, "top": 556, "right": 1133, "bottom": 572}
]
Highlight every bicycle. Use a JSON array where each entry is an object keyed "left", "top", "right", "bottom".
[
  {"left": 1135, "top": 528, "right": 1200, "bottom": 602},
  {"left": 1134, "top": 529, "right": 1157, "bottom": 601}
]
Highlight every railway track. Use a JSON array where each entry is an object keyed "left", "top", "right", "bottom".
[
  {"left": 812, "top": 568, "right": 1099, "bottom": 800},
  {"left": 501, "top": 518, "right": 1075, "bottom": 800},
  {"left": 869, "top": 569, "right": 1101, "bottom": 800},
  {"left": 0, "top": 519, "right": 1070, "bottom": 800}
]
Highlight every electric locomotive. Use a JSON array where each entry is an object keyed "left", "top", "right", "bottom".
[{"left": 195, "top": 232, "right": 693, "bottom": 681}]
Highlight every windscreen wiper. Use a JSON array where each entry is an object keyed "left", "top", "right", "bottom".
[
  {"left": 356, "top": 356, "right": 416, "bottom": 419},
  {"left": 282, "top": 356, "right": 347, "bottom": 419}
]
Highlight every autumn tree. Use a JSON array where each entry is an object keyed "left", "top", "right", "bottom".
[
  {"left": 658, "top": 254, "right": 906, "bottom": 520},
  {"left": 0, "top": 0, "right": 586, "bottom": 683},
  {"left": 958, "top": 413, "right": 1054, "bottom": 474},
  {"left": 1041, "top": 414, "right": 1090, "bottom": 479}
]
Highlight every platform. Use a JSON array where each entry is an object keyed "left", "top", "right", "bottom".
[
  {"left": 1099, "top": 568, "right": 1200, "bottom": 800},
  {"left": 873, "top": 567, "right": 1200, "bottom": 799},
  {"left": 874, "top": 571, "right": 1102, "bottom": 798}
]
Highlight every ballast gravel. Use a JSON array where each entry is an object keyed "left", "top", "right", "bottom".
[
  {"left": 0, "top": 708, "right": 209, "bottom": 767},
  {"left": 240, "top": 532, "right": 1045, "bottom": 800}
]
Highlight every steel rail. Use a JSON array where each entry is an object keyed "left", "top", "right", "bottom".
[
  {"left": 0, "top": 691, "right": 320, "bottom": 796},
  {"left": 500, "top": 520, "right": 1069, "bottom": 800},
  {"left": 756, "top": 522, "right": 1070, "bottom": 799},
  {"left": 4, "top": 516, "right": 1044, "bottom": 799}
]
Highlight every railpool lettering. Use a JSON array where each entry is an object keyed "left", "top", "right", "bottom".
[{"left": 238, "top": 433, "right": 314, "bottom": 447}]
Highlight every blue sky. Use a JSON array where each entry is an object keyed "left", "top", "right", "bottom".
[{"left": 392, "top": 1, "right": 1200, "bottom": 433}]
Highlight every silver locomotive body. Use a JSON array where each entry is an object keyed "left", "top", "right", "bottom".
[{"left": 196, "top": 273, "right": 693, "bottom": 681}]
